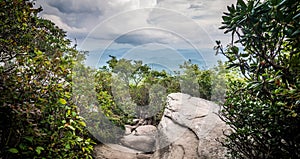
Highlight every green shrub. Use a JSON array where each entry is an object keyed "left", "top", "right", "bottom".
[
  {"left": 179, "top": 61, "right": 213, "bottom": 100},
  {"left": 217, "top": 0, "right": 300, "bottom": 158},
  {"left": 92, "top": 56, "right": 232, "bottom": 130},
  {"left": 92, "top": 57, "right": 181, "bottom": 128},
  {"left": 0, "top": 1, "right": 95, "bottom": 158}
]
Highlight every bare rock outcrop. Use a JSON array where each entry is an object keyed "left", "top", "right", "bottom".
[
  {"left": 120, "top": 134, "right": 156, "bottom": 152},
  {"left": 93, "top": 144, "right": 151, "bottom": 159},
  {"left": 152, "top": 93, "right": 227, "bottom": 159},
  {"left": 93, "top": 93, "right": 228, "bottom": 159}
]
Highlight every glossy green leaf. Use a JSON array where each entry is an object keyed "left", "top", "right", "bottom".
[
  {"left": 24, "top": 136, "right": 34, "bottom": 143},
  {"left": 65, "top": 144, "right": 71, "bottom": 149},
  {"left": 35, "top": 146, "right": 44, "bottom": 155},
  {"left": 8, "top": 148, "right": 19, "bottom": 154},
  {"left": 237, "top": 0, "right": 247, "bottom": 8}
]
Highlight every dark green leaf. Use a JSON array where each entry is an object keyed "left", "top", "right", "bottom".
[
  {"left": 8, "top": 148, "right": 19, "bottom": 154},
  {"left": 291, "top": 29, "right": 300, "bottom": 37},
  {"left": 24, "top": 136, "right": 34, "bottom": 143},
  {"left": 293, "top": 12, "right": 300, "bottom": 19},
  {"left": 237, "top": 0, "right": 247, "bottom": 8}
]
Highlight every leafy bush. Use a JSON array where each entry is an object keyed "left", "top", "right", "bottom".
[
  {"left": 180, "top": 61, "right": 226, "bottom": 101},
  {"left": 94, "top": 57, "right": 177, "bottom": 127},
  {"left": 217, "top": 0, "right": 300, "bottom": 158},
  {"left": 0, "top": 1, "right": 95, "bottom": 158},
  {"left": 92, "top": 56, "right": 229, "bottom": 132}
]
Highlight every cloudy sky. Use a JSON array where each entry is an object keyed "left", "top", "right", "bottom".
[{"left": 36, "top": 0, "right": 236, "bottom": 68}]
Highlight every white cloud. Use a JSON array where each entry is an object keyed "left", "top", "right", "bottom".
[
  {"left": 114, "top": 29, "right": 181, "bottom": 45},
  {"left": 36, "top": 0, "right": 235, "bottom": 50},
  {"left": 139, "top": 0, "right": 157, "bottom": 8},
  {"left": 42, "top": 14, "right": 87, "bottom": 33}
]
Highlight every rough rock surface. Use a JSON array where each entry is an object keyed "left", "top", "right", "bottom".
[
  {"left": 134, "top": 125, "right": 157, "bottom": 136},
  {"left": 125, "top": 125, "right": 133, "bottom": 135},
  {"left": 93, "top": 144, "right": 151, "bottom": 159},
  {"left": 93, "top": 93, "right": 228, "bottom": 159},
  {"left": 120, "top": 134, "right": 156, "bottom": 152},
  {"left": 153, "top": 93, "right": 227, "bottom": 159}
]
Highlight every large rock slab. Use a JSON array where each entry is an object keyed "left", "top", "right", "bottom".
[
  {"left": 93, "top": 144, "right": 152, "bottom": 159},
  {"left": 152, "top": 119, "right": 199, "bottom": 159},
  {"left": 93, "top": 93, "right": 228, "bottom": 159},
  {"left": 153, "top": 93, "right": 228, "bottom": 159},
  {"left": 120, "top": 134, "right": 156, "bottom": 152},
  {"left": 135, "top": 125, "right": 157, "bottom": 136}
]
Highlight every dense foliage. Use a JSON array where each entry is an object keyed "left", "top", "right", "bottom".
[
  {"left": 95, "top": 57, "right": 181, "bottom": 127},
  {"left": 82, "top": 55, "right": 229, "bottom": 144},
  {"left": 217, "top": 0, "right": 300, "bottom": 158},
  {"left": 0, "top": 1, "right": 95, "bottom": 158},
  {"left": 179, "top": 61, "right": 213, "bottom": 99}
]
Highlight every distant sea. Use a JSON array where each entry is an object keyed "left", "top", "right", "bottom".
[{"left": 84, "top": 48, "right": 225, "bottom": 73}]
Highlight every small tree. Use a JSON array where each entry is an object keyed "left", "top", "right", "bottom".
[
  {"left": 179, "top": 61, "right": 212, "bottom": 100},
  {"left": 216, "top": 0, "right": 300, "bottom": 158}
]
